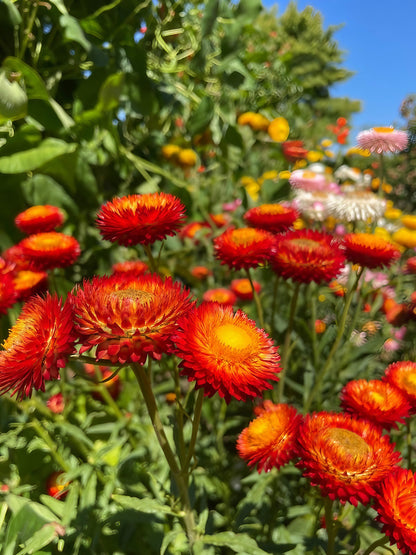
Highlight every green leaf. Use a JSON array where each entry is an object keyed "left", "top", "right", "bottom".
[
  {"left": 0, "top": 138, "right": 77, "bottom": 173},
  {"left": 59, "top": 14, "right": 91, "bottom": 51},
  {"left": 38, "top": 495, "right": 65, "bottom": 519},
  {"left": 198, "top": 531, "right": 269, "bottom": 555},
  {"left": 187, "top": 97, "right": 214, "bottom": 136},
  {"left": 97, "top": 72, "right": 125, "bottom": 112},
  {"left": 0, "top": 0, "right": 22, "bottom": 26},
  {"left": 112, "top": 494, "right": 178, "bottom": 517},
  {"left": 0, "top": 71, "right": 27, "bottom": 121},
  {"left": 201, "top": 0, "right": 219, "bottom": 37},
  {"left": 15, "top": 522, "right": 62, "bottom": 555},
  {"left": 2, "top": 57, "right": 49, "bottom": 100},
  {"left": 49, "top": 0, "right": 68, "bottom": 14}
]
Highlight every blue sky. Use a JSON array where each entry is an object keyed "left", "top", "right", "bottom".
[{"left": 263, "top": 0, "right": 416, "bottom": 138}]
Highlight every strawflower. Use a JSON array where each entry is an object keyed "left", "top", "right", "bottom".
[
  {"left": 383, "top": 361, "right": 416, "bottom": 409},
  {"left": 340, "top": 379, "right": 411, "bottom": 430},
  {"left": 282, "top": 140, "right": 308, "bottom": 162},
  {"left": 69, "top": 273, "right": 194, "bottom": 365},
  {"left": 19, "top": 232, "right": 81, "bottom": 270},
  {"left": 47, "top": 392, "right": 65, "bottom": 414},
  {"left": 13, "top": 270, "right": 48, "bottom": 301},
  {"left": 15, "top": 205, "right": 65, "bottom": 234},
  {"left": 401, "top": 214, "right": 416, "bottom": 230},
  {"left": 392, "top": 228, "right": 416, "bottom": 249},
  {"left": 267, "top": 117, "right": 290, "bottom": 142},
  {"left": 327, "top": 191, "right": 386, "bottom": 223},
  {"left": 202, "top": 288, "right": 236, "bottom": 306},
  {"left": 289, "top": 169, "right": 328, "bottom": 192},
  {"left": 375, "top": 468, "right": 416, "bottom": 555},
  {"left": 174, "top": 302, "right": 281, "bottom": 403},
  {"left": 243, "top": 203, "right": 299, "bottom": 233},
  {"left": 213, "top": 227, "right": 275, "bottom": 270},
  {"left": 237, "top": 402, "right": 302, "bottom": 472},
  {"left": 0, "top": 273, "right": 18, "bottom": 315},
  {"left": 112, "top": 260, "right": 149, "bottom": 277},
  {"left": 0, "top": 293, "right": 76, "bottom": 399},
  {"left": 269, "top": 229, "right": 345, "bottom": 284},
  {"left": 230, "top": 278, "right": 261, "bottom": 301},
  {"left": 96, "top": 193, "right": 186, "bottom": 246},
  {"left": 46, "top": 471, "right": 70, "bottom": 500},
  {"left": 296, "top": 412, "right": 401, "bottom": 506},
  {"left": 343, "top": 233, "right": 401, "bottom": 269},
  {"left": 356, "top": 127, "right": 408, "bottom": 154}
]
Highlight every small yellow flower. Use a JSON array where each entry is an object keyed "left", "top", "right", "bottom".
[
  {"left": 371, "top": 178, "right": 381, "bottom": 190},
  {"left": 318, "top": 294, "right": 326, "bottom": 302},
  {"left": 237, "top": 112, "right": 257, "bottom": 126},
  {"left": 177, "top": 148, "right": 197, "bottom": 167},
  {"left": 293, "top": 218, "right": 305, "bottom": 230},
  {"left": 267, "top": 117, "right": 290, "bottom": 142},
  {"left": 384, "top": 207, "right": 402, "bottom": 220},
  {"left": 279, "top": 170, "right": 291, "bottom": 179},
  {"left": 261, "top": 170, "right": 279, "bottom": 180},
  {"left": 294, "top": 159, "right": 307, "bottom": 169},
  {"left": 244, "top": 181, "right": 261, "bottom": 201},
  {"left": 324, "top": 150, "right": 334, "bottom": 158},
  {"left": 401, "top": 214, "right": 416, "bottom": 230},
  {"left": 321, "top": 139, "right": 332, "bottom": 148},
  {"left": 382, "top": 183, "right": 392, "bottom": 194},
  {"left": 240, "top": 175, "right": 257, "bottom": 186},
  {"left": 393, "top": 228, "right": 416, "bottom": 249},
  {"left": 162, "top": 144, "right": 181, "bottom": 160},
  {"left": 306, "top": 150, "right": 323, "bottom": 163},
  {"left": 346, "top": 146, "right": 371, "bottom": 157}
]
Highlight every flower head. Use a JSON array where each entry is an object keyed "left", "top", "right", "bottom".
[
  {"left": 70, "top": 273, "right": 194, "bottom": 365},
  {"left": 231, "top": 278, "right": 261, "bottom": 301},
  {"left": 0, "top": 273, "right": 18, "bottom": 315},
  {"left": 213, "top": 227, "right": 275, "bottom": 270},
  {"left": 327, "top": 192, "right": 386, "bottom": 223},
  {"left": 383, "top": 361, "right": 416, "bottom": 410},
  {"left": 47, "top": 392, "right": 65, "bottom": 414},
  {"left": 340, "top": 379, "right": 412, "bottom": 430},
  {"left": 357, "top": 127, "right": 408, "bottom": 154},
  {"left": 19, "top": 232, "right": 81, "bottom": 270},
  {"left": 237, "top": 402, "right": 302, "bottom": 472},
  {"left": 296, "top": 412, "right": 401, "bottom": 505},
  {"left": 269, "top": 229, "right": 345, "bottom": 284},
  {"left": 15, "top": 205, "right": 65, "bottom": 234},
  {"left": 343, "top": 233, "right": 401, "bottom": 269},
  {"left": 202, "top": 288, "right": 236, "bottom": 306},
  {"left": 174, "top": 303, "right": 281, "bottom": 403},
  {"left": 13, "top": 270, "right": 48, "bottom": 301},
  {"left": 289, "top": 169, "right": 329, "bottom": 192},
  {"left": 0, "top": 293, "right": 76, "bottom": 399},
  {"left": 46, "top": 471, "right": 70, "bottom": 500},
  {"left": 282, "top": 140, "right": 308, "bottom": 162},
  {"left": 243, "top": 203, "right": 299, "bottom": 233},
  {"left": 267, "top": 117, "right": 290, "bottom": 142},
  {"left": 112, "top": 260, "right": 149, "bottom": 277},
  {"left": 96, "top": 193, "right": 186, "bottom": 246},
  {"left": 375, "top": 468, "right": 416, "bottom": 555}
]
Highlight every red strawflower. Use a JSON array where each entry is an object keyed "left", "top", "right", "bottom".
[
  {"left": 202, "top": 288, "right": 237, "bottom": 306},
  {"left": 47, "top": 392, "right": 65, "bottom": 414},
  {"left": 383, "top": 361, "right": 416, "bottom": 410},
  {"left": 2, "top": 245, "right": 37, "bottom": 271},
  {"left": 112, "top": 260, "right": 149, "bottom": 277},
  {"left": 15, "top": 205, "right": 65, "bottom": 234},
  {"left": 69, "top": 273, "right": 194, "bottom": 365},
  {"left": 213, "top": 227, "right": 275, "bottom": 270},
  {"left": 230, "top": 278, "right": 261, "bottom": 301},
  {"left": 269, "top": 229, "right": 345, "bottom": 283},
  {"left": 0, "top": 273, "right": 18, "bottom": 315},
  {"left": 404, "top": 256, "right": 416, "bottom": 273},
  {"left": 0, "top": 293, "right": 76, "bottom": 399},
  {"left": 180, "top": 221, "right": 211, "bottom": 241},
  {"left": 174, "top": 302, "right": 281, "bottom": 403},
  {"left": 46, "top": 471, "right": 70, "bottom": 500},
  {"left": 340, "top": 379, "right": 412, "bottom": 430},
  {"left": 243, "top": 203, "right": 299, "bottom": 233},
  {"left": 343, "top": 233, "right": 401, "bottom": 269},
  {"left": 19, "top": 232, "right": 81, "bottom": 270},
  {"left": 375, "top": 468, "right": 416, "bottom": 555},
  {"left": 96, "top": 193, "right": 186, "bottom": 246},
  {"left": 237, "top": 402, "right": 302, "bottom": 472},
  {"left": 190, "top": 266, "right": 212, "bottom": 280},
  {"left": 13, "top": 270, "right": 48, "bottom": 301},
  {"left": 296, "top": 412, "right": 401, "bottom": 506},
  {"left": 282, "top": 140, "right": 308, "bottom": 162}
]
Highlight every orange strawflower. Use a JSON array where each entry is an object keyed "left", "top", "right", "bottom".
[
  {"left": 70, "top": 274, "right": 194, "bottom": 365},
  {"left": 0, "top": 273, "right": 18, "bottom": 315},
  {"left": 202, "top": 288, "right": 237, "bottom": 306},
  {"left": 383, "top": 361, "right": 416, "bottom": 410},
  {"left": 269, "top": 229, "right": 345, "bottom": 283},
  {"left": 47, "top": 392, "right": 65, "bottom": 414},
  {"left": 342, "top": 233, "right": 401, "bottom": 269},
  {"left": 15, "top": 205, "right": 65, "bottom": 234},
  {"left": 96, "top": 193, "right": 186, "bottom": 246},
  {"left": 237, "top": 402, "right": 302, "bottom": 472},
  {"left": 46, "top": 471, "right": 70, "bottom": 500},
  {"left": 0, "top": 293, "right": 76, "bottom": 399},
  {"left": 243, "top": 203, "right": 299, "bottom": 233},
  {"left": 112, "top": 260, "right": 149, "bottom": 277},
  {"left": 174, "top": 303, "right": 281, "bottom": 403},
  {"left": 375, "top": 468, "right": 416, "bottom": 555},
  {"left": 213, "top": 227, "right": 275, "bottom": 270},
  {"left": 19, "top": 232, "right": 80, "bottom": 270},
  {"left": 340, "top": 379, "right": 412, "bottom": 430},
  {"left": 180, "top": 221, "right": 211, "bottom": 241},
  {"left": 190, "top": 266, "right": 212, "bottom": 280},
  {"left": 314, "top": 319, "right": 326, "bottom": 333},
  {"left": 13, "top": 270, "right": 48, "bottom": 301},
  {"left": 230, "top": 278, "right": 261, "bottom": 301},
  {"left": 296, "top": 412, "right": 401, "bottom": 506}
]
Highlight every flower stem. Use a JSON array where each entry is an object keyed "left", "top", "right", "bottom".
[
  {"left": 131, "top": 363, "right": 198, "bottom": 550},
  {"left": 184, "top": 389, "right": 204, "bottom": 473},
  {"left": 270, "top": 274, "right": 280, "bottom": 337},
  {"left": 324, "top": 497, "right": 336, "bottom": 555},
  {"left": 359, "top": 535, "right": 389, "bottom": 555},
  {"left": 31, "top": 418, "right": 71, "bottom": 473},
  {"left": 304, "top": 267, "right": 364, "bottom": 412},
  {"left": 144, "top": 244, "right": 158, "bottom": 273},
  {"left": 276, "top": 281, "right": 301, "bottom": 402},
  {"left": 245, "top": 267, "right": 264, "bottom": 329}
]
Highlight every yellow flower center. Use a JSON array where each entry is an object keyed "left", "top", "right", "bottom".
[
  {"left": 258, "top": 204, "right": 286, "bottom": 215},
  {"left": 368, "top": 390, "right": 385, "bottom": 405},
  {"left": 373, "top": 127, "right": 394, "bottom": 133},
  {"left": 215, "top": 323, "right": 251, "bottom": 350},
  {"left": 324, "top": 427, "right": 370, "bottom": 458},
  {"left": 301, "top": 171, "right": 317, "bottom": 179},
  {"left": 402, "top": 372, "right": 416, "bottom": 394},
  {"left": 231, "top": 229, "right": 260, "bottom": 247},
  {"left": 111, "top": 288, "right": 154, "bottom": 305},
  {"left": 290, "top": 238, "right": 320, "bottom": 250},
  {"left": 22, "top": 206, "right": 52, "bottom": 219}
]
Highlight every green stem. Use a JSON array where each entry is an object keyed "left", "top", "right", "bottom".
[
  {"left": 131, "top": 363, "right": 198, "bottom": 550},
  {"left": 245, "top": 267, "right": 264, "bottom": 329},
  {"left": 144, "top": 244, "right": 158, "bottom": 273},
  {"left": 184, "top": 389, "right": 204, "bottom": 473},
  {"left": 360, "top": 535, "right": 390, "bottom": 555},
  {"left": 19, "top": 1, "right": 39, "bottom": 60},
  {"left": 173, "top": 364, "right": 187, "bottom": 470},
  {"left": 304, "top": 267, "right": 364, "bottom": 412},
  {"left": 31, "top": 418, "right": 71, "bottom": 472},
  {"left": 407, "top": 418, "right": 413, "bottom": 470},
  {"left": 324, "top": 497, "right": 336, "bottom": 555},
  {"left": 270, "top": 274, "right": 280, "bottom": 337},
  {"left": 277, "top": 281, "right": 301, "bottom": 402},
  {"left": 308, "top": 282, "right": 319, "bottom": 370}
]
